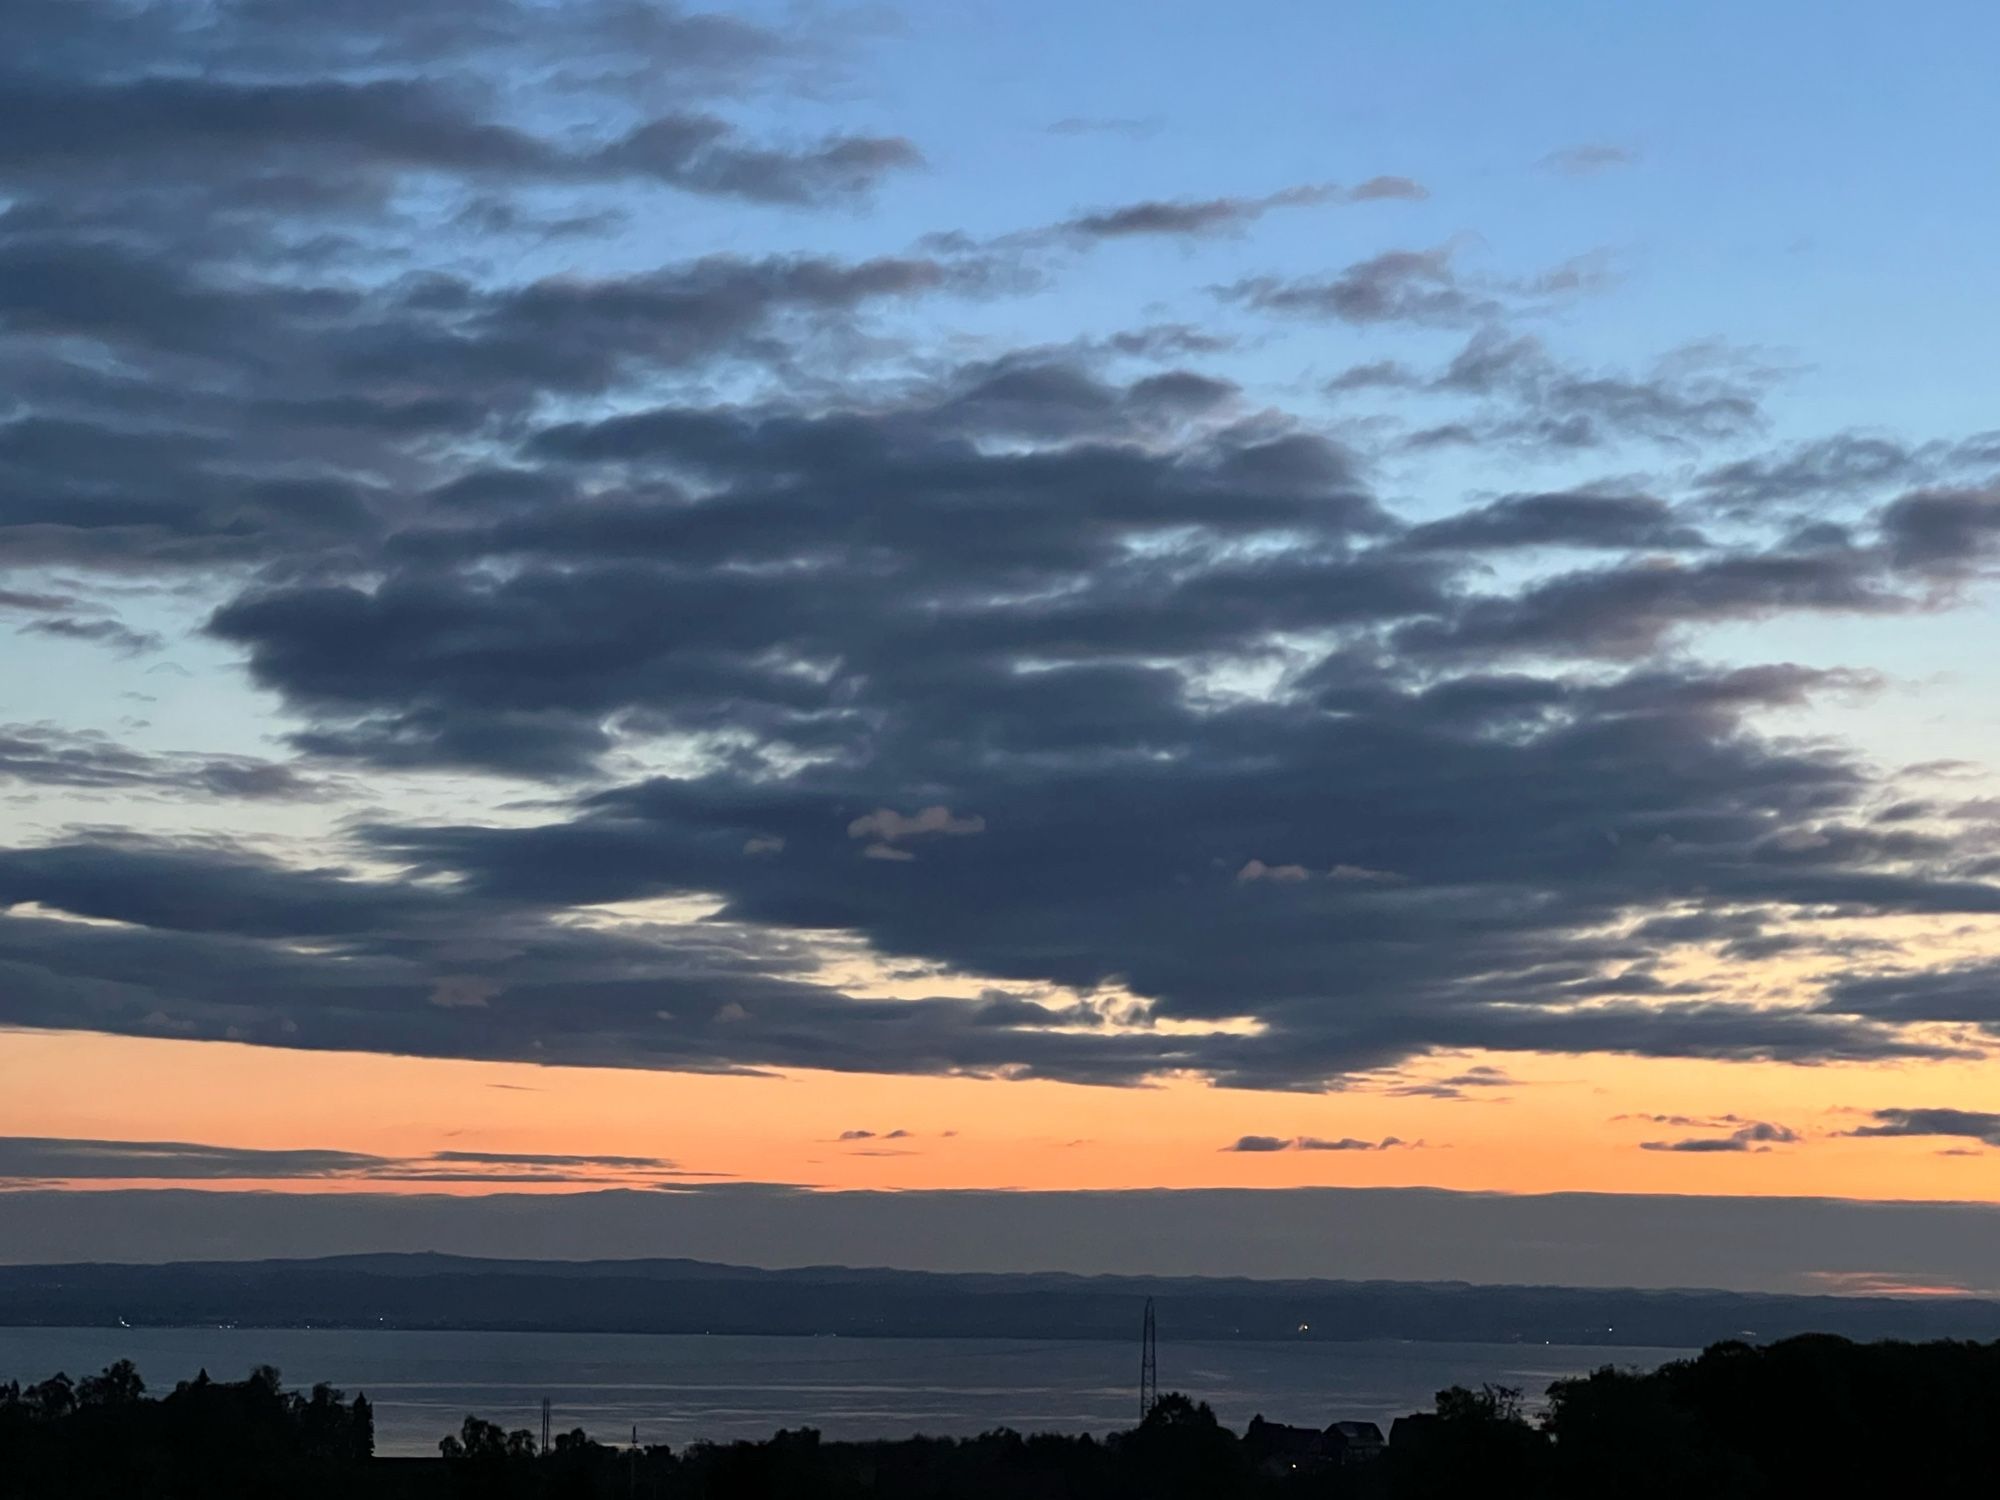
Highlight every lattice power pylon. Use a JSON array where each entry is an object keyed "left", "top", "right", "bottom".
[{"left": 1139, "top": 1297, "right": 1158, "bottom": 1422}]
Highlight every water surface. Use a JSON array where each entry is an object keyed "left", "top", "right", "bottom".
[{"left": 0, "top": 1327, "right": 1687, "bottom": 1456}]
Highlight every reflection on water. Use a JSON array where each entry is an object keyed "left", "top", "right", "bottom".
[{"left": 0, "top": 1327, "right": 1687, "bottom": 1456}]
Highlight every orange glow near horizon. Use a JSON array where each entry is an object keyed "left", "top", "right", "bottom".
[{"left": 4, "top": 1025, "right": 1998, "bottom": 1204}]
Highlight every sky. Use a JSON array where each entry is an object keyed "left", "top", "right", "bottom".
[{"left": 4, "top": 0, "right": 2000, "bottom": 1292}]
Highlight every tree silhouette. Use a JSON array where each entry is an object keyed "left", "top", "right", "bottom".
[{"left": 76, "top": 1360, "right": 143, "bottom": 1410}]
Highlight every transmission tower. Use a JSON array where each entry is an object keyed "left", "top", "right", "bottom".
[{"left": 1138, "top": 1297, "right": 1157, "bottom": 1422}]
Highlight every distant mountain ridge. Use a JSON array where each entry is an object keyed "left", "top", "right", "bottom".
[{"left": 5, "top": 1253, "right": 2000, "bottom": 1347}]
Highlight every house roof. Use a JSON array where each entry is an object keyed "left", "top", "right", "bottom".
[{"left": 1326, "top": 1421, "right": 1386, "bottom": 1444}]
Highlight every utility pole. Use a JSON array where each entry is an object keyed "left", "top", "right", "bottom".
[
  {"left": 1139, "top": 1297, "right": 1158, "bottom": 1422},
  {"left": 540, "top": 1397, "right": 551, "bottom": 1456}
]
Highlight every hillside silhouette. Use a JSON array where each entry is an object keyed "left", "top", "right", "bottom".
[{"left": 7, "top": 1254, "right": 2000, "bottom": 1346}]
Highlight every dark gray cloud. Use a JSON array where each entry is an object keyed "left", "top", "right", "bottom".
[
  {"left": 0, "top": 8, "right": 913, "bottom": 212},
  {"left": 1384, "top": 1065, "right": 1514, "bottom": 1099},
  {"left": 1222, "top": 248, "right": 1489, "bottom": 326},
  {"left": 1224, "top": 1134, "right": 1412, "bottom": 1152},
  {"left": 1425, "top": 330, "right": 1768, "bottom": 450},
  {"left": 1222, "top": 1135, "right": 1291, "bottom": 1153},
  {"left": 16, "top": 617, "right": 161, "bottom": 655},
  {"left": 1058, "top": 178, "right": 1424, "bottom": 240},
  {"left": 1843, "top": 1108, "right": 2000, "bottom": 1146},
  {"left": 1399, "top": 490, "right": 1708, "bottom": 553},
  {"left": 0, "top": 1136, "right": 687, "bottom": 1185},
  {"left": 1298, "top": 1135, "right": 1412, "bottom": 1151},
  {"left": 0, "top": 725, "right": 323, "bottom": 800},
  {"left": 1693, "top": 433, "right": 1932, "bottom": 514},
  {"left": 1329, "top": 329, "right": 1772, "bottom": 452},
  {"left": 1639, "top": 1120, "right": 1800, "bottom": 1153},
  {"left": 1821, "top": 963, "right": 2000, "bottom": 1033},
  {"left": 1878, "top": 486, "right": 2000, "bottom": 576}
]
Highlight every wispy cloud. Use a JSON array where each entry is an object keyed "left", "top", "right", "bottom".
[
  {"left": 1222, "top": 1134, "right": 1419, "bottom": 1153},
  {"left": 0, "top": 1136, "right": 710, "bottom": 1186}
]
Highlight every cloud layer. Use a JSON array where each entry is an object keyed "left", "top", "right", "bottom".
[{"left": 3, "top": 0, "right": 2000, "bottom": 1098}]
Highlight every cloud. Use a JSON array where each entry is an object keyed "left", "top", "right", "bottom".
[
  {"left": 17, "top": 617, "right": 161, "bottom": 655},
  {"left": 0, "top": 725, "right": 323, "bottom": 800},
  {"left": 0, "top": 28, "right": 915, "bottom": 208},
  {"left": 1640, "top": 1120, "right": 1801, "bottom": 1153},
  {"left": 1, "top": 0, "right": 1998, "bottom": 1102},
  {"left": 848, "top": 806, "right": 987, "bottom": 845},
  {"left": 1057, "top": 179, "right": 1424, "bottom": 240},
  {"left": 1843, "top": 1108, "right": 2000, "bottom": 1146},
  {"left": 1237, "top": 860, "right": 1311, "bottom": 883},
  {"left": 1045, "top": 117, "right": 1159, "bottom": 138},
  {"left": 1222, "top": 248, "right": 1488, "bottom": 327},
  {"left": 429, "top": 976, "right": 501, "bottom": 1010},
  {"left": 1224, "top": 1134, "right": 1415, "bottom": 1152},
  {"left": 1222, "top": 1135, "right": 1293, "bottom": 1152},
  {"left": 1400, "top": 491, "right": 1709, "bottom": 553},
  {"left": 0, "top": 1136, "right": 690, "bottom": 1186},
  {"left": 1386, "top": 1065, "right": 1513, "bottom": 1099},
  {"left": 1297, "top": 1135, "right": 1414, "bottom": 1151},
  {"left": 1541, "top": 144, "right": 1638, "bottom": 176}
]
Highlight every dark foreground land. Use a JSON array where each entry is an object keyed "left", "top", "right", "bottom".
[{"left": 7, "top": 1335, "right": 2000, "bottom": 1498}]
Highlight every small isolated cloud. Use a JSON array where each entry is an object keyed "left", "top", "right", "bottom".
[
  {"left": 849, "top": 805, "right": 986, "bottom": 840},
  {"left": 1351, "top": 176, "right": 1430, "bottom": 202},
  {"left": 1224, "top": 1134, "right": 1416, "bottom": 1152},
  {"left": 429, "top": 975, "right": 501, "bottom": 1009},
  {"left": 743, "top": 835, "right": 785, "bottom": 855},
  {"left": 1238, "top": 859, "right": 1311, "bottom": 883},
  {"left": 1541, "top": 144, "right": 1638, "bottom": 176},
  {"left": 838, "top": 1127, "right": 913, "bottom": 1143},
  {"left": 848, "top": 806, "right": 985, "bottom": 861},
  {"left": 1046, "top": 116, "right": 1159, "bottom": 139},
  {"left": 1239, "top": 860, "right": 1403, "bottom": 886},
  {"left": 1388, "top": 1065, "right": 1514, "bottom": 1099},
  {"left": 1222, "top": 1134, "right": 1292, "bottom": 1153},
  {"left": 1803, "top": 1270, "right": 1988, "bottom": 1298},
  {"left": 1640, "top": 1119, "right": 1800, "bottom": 1153},
  {"left": 1328, "top": 864, "right": 1406, "bottom": 884}
]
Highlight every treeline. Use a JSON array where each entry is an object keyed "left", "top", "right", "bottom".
[
  {"left": 8, "top": 1336, "right": 2000, "bottom": 1497},
  {"left": 0, "top": 1361, "right": 373, "bottom": 1498}
]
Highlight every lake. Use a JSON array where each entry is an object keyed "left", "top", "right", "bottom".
[{"left": 0, "top": 1327, "right": 1687, "bottom": 1456}]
